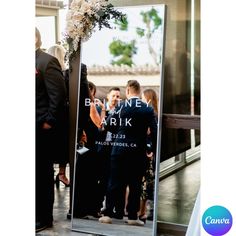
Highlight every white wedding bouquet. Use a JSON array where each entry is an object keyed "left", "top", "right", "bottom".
[{"left": 65, "top": 0, "right": 124, "bottom": 61}]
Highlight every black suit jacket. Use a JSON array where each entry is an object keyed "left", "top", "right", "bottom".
[
  {"left": 36, "top": 48, "right": 67, "bottom": 127},
  {"left": 105, "top": 97, "right": 157, "bottom": 157}
]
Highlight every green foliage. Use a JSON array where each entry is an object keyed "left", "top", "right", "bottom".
[
  {"left": 109, "top": 39, "right": 137, "bottom": 66},
  {"left": 114, "top": 15, "right": 128, "bottom": 31},
  {"left": 136, "top": 27, "right": 145, "bottom": 37},
  {"left": 137, "top": 8, "right": 162, "bottom": 37},
  {"left": 96, "top": 3, "right": 126, "bottom": 30},
  {"left": 108, "top": 7, "right": 162, "bottom": 66},
  {"left": 111, "top": 55, "right": 133, "bottom": 66},
  {"left": 136, "top": 7, "right": 162, "bottom": 65}
]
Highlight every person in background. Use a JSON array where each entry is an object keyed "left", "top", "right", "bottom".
[
  {"left": 48, "top": 44, "right": 91, "bottom": 220},
  {"left": 47, "top": 44, "right": 70, "bottom": 188},
  {"left": 88, "top": 81, "right": 106, "bottom": 128},
  {"left": 35, "top": 28, "right": 67, "bottom": 232},
  {"left": 96, "top": 87, "right": 121, "bottom": 215},
  {"left": 105, "top": 87, "right": 121, "bottom": 112},
  {"left": 139, "top": 88, "right": 159, "bottom": 222},
  {"left": 73, "top": 81, "right": 105, "bottom": 218}
]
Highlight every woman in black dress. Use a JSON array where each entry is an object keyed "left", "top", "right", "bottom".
[{"left": 47, "top": 44, "right": 70, "bottom": 187}]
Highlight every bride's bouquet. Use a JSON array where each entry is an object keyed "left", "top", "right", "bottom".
[{"left": 65, "top": 0, "right": 124, "bottom": 61}]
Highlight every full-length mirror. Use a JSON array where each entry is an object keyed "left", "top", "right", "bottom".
[{"left": 71, "top": 3, "right": 166, "bottom": 236}]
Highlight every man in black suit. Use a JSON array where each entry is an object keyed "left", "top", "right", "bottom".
[
  {"left": 35, "top": 28, "right": 67, "bottom": 232},
  {"left": 99, "top": 80, "right": 157, "bottom": 226},
  {"left": 96, "top": 87, "right": 121, "bottom": 211}
]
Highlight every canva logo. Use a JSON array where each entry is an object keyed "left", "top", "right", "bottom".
[{"left": 202, "top": 205, "right": 233, "bottom": 235}]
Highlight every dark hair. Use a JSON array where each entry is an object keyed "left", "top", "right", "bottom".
[
  {"left": 108, "top": 87, "right": 120, "bottom": 93},
  {"left": 88, "top": 81, "right": 96, "bottom": 101},
  {"left": 126, "top": 80, "right": 140, "bottom": 94},
  {"left": 88, "top": 81, "right": 96, "bottom": 94}
]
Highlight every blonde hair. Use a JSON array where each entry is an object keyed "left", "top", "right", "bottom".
[
  {"left": 47, "top": 44, "right": 67, "bottom": 70},
  {"left": 35, "top": 27, "right": 42, "bottom": 48}
]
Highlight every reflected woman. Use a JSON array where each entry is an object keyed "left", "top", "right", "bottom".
[{"left": 139, "top": 88, "right": 159, "bottom": 222}]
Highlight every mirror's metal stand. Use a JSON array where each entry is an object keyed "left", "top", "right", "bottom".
[
  {"left": 152, "top": 5, "right": 167, "bottom": 236},
  {"left": 68, "top": 43, "right": 82, "bottom": 227}
]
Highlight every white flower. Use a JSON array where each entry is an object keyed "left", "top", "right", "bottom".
[{"left": 65, "top": 0, "right": 122, "bottom": 60}]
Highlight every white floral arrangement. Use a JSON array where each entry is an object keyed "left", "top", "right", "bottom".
[{"left": 65, "top": 0, "right": 124, "bottom": 61}]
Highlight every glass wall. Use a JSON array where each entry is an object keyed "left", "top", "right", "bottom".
[
  {"left": 109, "top": 0, "right": 201, "bottom": 229},
  {"left": 146, "top": 0, "right": 200, "bottom": 176},
  {"left": 111, "top": 0, "right": 200, "bottom": 170}
]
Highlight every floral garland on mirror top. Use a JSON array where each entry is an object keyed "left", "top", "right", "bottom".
[{"left": 65, "top": 0, "right": 124, "bottom": 61}]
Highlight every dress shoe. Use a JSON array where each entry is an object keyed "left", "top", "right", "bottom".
[
  {"left": 90, "top": 211, "right": 102, "bottom": 218},
  {"left": 99, "top": 216, "right": 112, "bottom": 224},
  {"left": 126, "top": 219, "right": 145, "bottom": 226},
  {"left": 35, "top": 221, "right": 52, "bottom": 232},
  {"left": 139, "top": 214, "right": 147, "bottom": 223},
  {"left": 67, "top": 211, "right": 71, "bottom": 220}
]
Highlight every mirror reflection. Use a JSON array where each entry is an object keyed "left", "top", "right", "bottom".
[{"left": 72, "top": 4, "right": 166, "bottom": 236}]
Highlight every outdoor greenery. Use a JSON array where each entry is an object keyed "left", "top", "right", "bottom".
[
  {"left": 136, "top": 8, "right": 162, "bottom": 65},
  {"left": 108, "top": 7, "right": 162, "bottom": 66},
  {"left": 109, "top": 39, "right": 137, "bottom": 66}
]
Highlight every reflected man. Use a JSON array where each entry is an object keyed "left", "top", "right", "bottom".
[{"left": 99, "top": 80, "right": 157, "bottom": 226}]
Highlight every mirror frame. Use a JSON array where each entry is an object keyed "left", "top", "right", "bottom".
[
  {"left": 69, "top": 3, "right": 167, "bottom": 236},
  {"left": 152, "top": 4, "right": 166, "bottom": 236}
]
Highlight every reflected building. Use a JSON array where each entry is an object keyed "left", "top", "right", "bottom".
[{"left": 87, "top": 64, "right": 161, "bottom": 99}]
